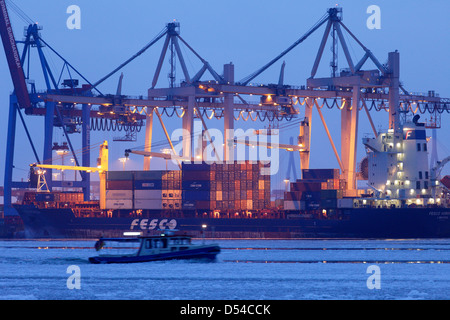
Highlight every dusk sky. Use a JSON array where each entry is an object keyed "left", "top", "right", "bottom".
[{"left": 0, "top": 0, "right": 449, "bottom": 194}]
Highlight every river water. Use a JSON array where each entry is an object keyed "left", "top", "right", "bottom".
[{"left": 0, "top": 238, "right": 449, "bottom": 300}]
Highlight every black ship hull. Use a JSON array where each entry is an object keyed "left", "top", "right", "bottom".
[{"left": 14, "top": 205, "right": 450, "bottom": 239}]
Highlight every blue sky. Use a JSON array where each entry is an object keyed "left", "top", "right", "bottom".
[{"left": 0, "top": 0, "right": 449, "bottom": 193}]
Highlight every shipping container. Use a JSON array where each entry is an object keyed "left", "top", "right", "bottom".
[
  {"left": 134, "top": 170, "right": 164, "bottom": 181},
  {"left": 182, "top": 180, "right": 211, "bottom": 190},
  {"left": 338, "top": 198, "right": 354, "bottom": 208},
  {"left": 258, "top": 180, "right": 265, "bottom": 190},
  {"left": 134, "top": 190, "right": 162, "bottom": 200},
  {"left": 162, "top": 190, "right": 182, "bottom": 199},
  {"left": 321, "top": 198, "right": 338, "bottom": 208},
  {"left": 302, "top": 169, "right": 340, "bottom": 181},
  {"left": 35, "top": 193, "right": 55, "bottom": 202},
  {"left": 162, "top": 200, "right": 182, "bottom": 210},
  {"left": 284, "top": 200, "right": 305, "bottom": 211},
  {"left": 258, "top": 190, "right": 265, "bottom": 200},
  {"left": 290, "top": 181, "right": 322, "bottom": 192},
  {"left": 134, "top": 199, "right": 162, "bottom": 210},
  {"left": 285, "top": 191, "right": 321, "bottom": 201},
  {"left": 182, "top": 170, "right": 211, "bottom": 181},
  {"left": 105, "top": 199, "right": 133, "bottom": 210},
  {"left": 134, "top": 180, "right": 163, "bottom": 190},
  {"left": 326, "top": 179, "right": 340, "bottom": 190},
  {"left": 321, "top": 189, "right": 343, "bottom": 199},
  {"left": 181, "top": 200, "right": 196, "bottom": 210},
  {"left": 196, "top": 201, "right": 211, "bottom": 210},
  {"left": 106, "top": 190, "right": 133, "bottom": 200},
  {"left": 182, "top": 190, "right": 211, "bottom": 201},
  {"left": 107, "top": 171, "right": 134, "bottom": 181},
  {"left": 305, "top": 200, "right": 320, "bottom": 210},
  {"left": 107, "top": 180, "right": 133, "bottom": 190},
  {"left": 182, "top": 162, "right": 211, "bottom": 171}
]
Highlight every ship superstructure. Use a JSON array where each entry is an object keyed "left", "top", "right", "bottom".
[{"left": 364, "top": 117, "right": 446, "bottom": 208}]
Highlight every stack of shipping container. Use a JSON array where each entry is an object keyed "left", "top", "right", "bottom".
[
  {"left": 284, "top": 169, "right": 345, "bottom": 211},
  {"left": 182, "top": 161, "right": 271, "bottom": 211},
  {"left": 106, "top": 170, "right": 182, "bottom": 210},
  {"left": 134, "top": 170, "right": 182, "bottom": 211},
  {"left": 106, "top": 171, "right": 134, "bottom": 209},
  {"left": 104, "top": 161, "right": 271, "bottom": 212},
  {"left": 22, "top": 192, "right": 88, "bottom": 209}
]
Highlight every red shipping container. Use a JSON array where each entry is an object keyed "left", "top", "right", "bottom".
[
  {"left": 106, "top": 180, "right": 133, "bottom": 190},
  {"left": 183, "top": 170, "right": 210, "bottom": 181}
]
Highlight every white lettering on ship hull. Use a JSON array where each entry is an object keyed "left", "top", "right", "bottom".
[{"left": 130, "top": 219, "right": 177, "bottom": 231}]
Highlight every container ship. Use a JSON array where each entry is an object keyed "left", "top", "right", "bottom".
[{"left": 13, "top": 119, "right": 450, "bottom": 239}]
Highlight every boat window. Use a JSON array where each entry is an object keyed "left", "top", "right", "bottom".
[
  {"left": 145, "top": 239, "right": 152, "bottom": 249},
  {"left": 154, "top": 239, "right": 163, "bottom": 248}
]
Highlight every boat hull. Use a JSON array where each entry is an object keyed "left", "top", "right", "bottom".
[
  {"left": 89, "top": 245, "right": 221, "bottom": 264},
  {"left": 14, "top": 205, "right": 450, "bottom": 239}
]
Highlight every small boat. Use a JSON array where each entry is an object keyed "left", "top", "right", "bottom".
[{"left": 88, "top": 231, "right": 221, "bottom": 264}]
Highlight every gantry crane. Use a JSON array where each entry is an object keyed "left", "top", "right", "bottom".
[{"left": 1, "top": 3, "right": 449, "bottom": 217}]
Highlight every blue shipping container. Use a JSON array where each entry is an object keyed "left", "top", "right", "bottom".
[
  {"left": 182, "top": 200, "right": 196, "bottom": 210},
  {"left": 182, "top": 180, "right": 211, "bottom": 190},
  {"left": 182, "top": 190, "right": 211, "bottom": 201}
]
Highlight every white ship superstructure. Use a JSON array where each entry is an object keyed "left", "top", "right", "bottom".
[{"left": 363, "top": 116, "right": 442, "bottom": 207}]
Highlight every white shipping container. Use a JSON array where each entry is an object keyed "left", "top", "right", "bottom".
[
  {"left": 338, "top": 198, "right": 354, "bottom": 208},
  {"left": 105, "top": 199, "right": 133, "bottom": 210},
  {"left": 106, "top": 190, "right": 133, "bottom": 200},
  {"left": 134, "top": 190, "right": 162, "bottom": 200},
  {"left": 134, "top": 199, "right": 163, "bottom": 210},
  {"left": 284, "top": 200, "right": 306, "bottom": 211}
]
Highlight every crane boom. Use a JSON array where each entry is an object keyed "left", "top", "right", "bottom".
[
  {"left": 0, "top": 0, "right": 31, "bottom": 109},
  {"left": 126, "top": 149, "right": 194, "bottom": 162},
  {"left": 431, "top": 156, "right": 450, "bottom": 180},
  {"left": 31, "top": 141, "right": 109, "bottom": 209}
]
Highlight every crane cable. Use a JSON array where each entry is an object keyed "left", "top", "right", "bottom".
[{"left": 5, "top": 0, "right": 34, "bottom": 25}]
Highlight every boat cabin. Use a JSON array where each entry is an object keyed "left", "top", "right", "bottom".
[{"left": 89, "top": 232, "right": 220, "bottom": 264}]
